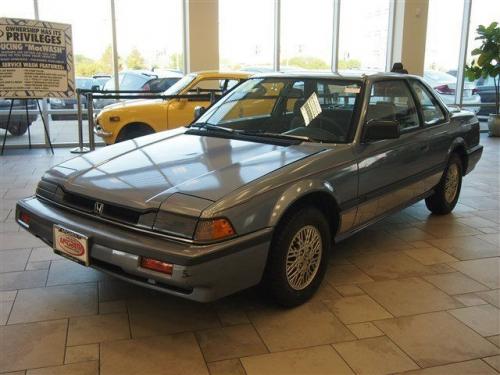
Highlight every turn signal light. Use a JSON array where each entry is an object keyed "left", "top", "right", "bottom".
[
  {"left": 109, "top": 116, "right": 120, "bottom": 122},
  {"left": 194, "top": 218, "right": 235, "bottom": 241},
  {"left": 140, "top": 257, "right": 173, "bottom": 275}
]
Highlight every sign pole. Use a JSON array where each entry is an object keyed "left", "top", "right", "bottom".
[{"left": 36, "top": 100, "right": 54, "bottom": 154}]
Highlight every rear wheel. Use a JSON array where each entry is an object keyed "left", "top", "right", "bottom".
[
  {"left": 115, "top": 124, "right": 154, "bottom": 143},
  {"left": 8, "top": 121, "right": 29, "bottom": 136},
  {"left": 425, "top": 153, "right": 463, "bottom": 215},
  {"left": 265, "top": 207, "right": 330, "bottom": 307}
]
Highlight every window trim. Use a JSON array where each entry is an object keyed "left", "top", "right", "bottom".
[{"left": 408, "top": 78, "right": 449, "bottom": 128}]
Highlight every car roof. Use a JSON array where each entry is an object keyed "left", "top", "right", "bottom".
[{"left": 250, "top": 70, "right": 422, "bottom": 81}]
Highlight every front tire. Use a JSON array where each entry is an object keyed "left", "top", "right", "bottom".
[
  {"left": 265, "top": 207, "right": 330, "bottom": 307},
  {"left": 425, "top": 153, "right": 463, "bottom": 215},
  {"left": 115, "top": 124, "right": 154, "bottom": 143}
]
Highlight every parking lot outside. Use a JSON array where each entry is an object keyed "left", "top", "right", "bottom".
[{"left": 0, "top": 133, "right": 498, "bottom": 374}]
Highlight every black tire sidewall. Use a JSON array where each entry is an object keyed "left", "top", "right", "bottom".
[{"left": 268, "top": 207, "right": 330, "bottom": 306}]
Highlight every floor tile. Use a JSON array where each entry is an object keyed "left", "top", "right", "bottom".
[
  {"left": 476, "top": 289, "right": 500, "bottom": 308},
  {"left": 128, "top": 297, "right": 220, "bottom": 338},
  {"left": 65, "top": 344, "right": 99, "bottom": 364},
  {"left": 324, "top": 295, "right": 392, "bottom": 324},
  {"left": 454, "top": 293, "right": 488, "bottom": 306},
  {"left": 450, "top": 258, "right": 500, "bottom": 289},
  {"left": 0, "top": 269, "right": 47, "bottom": 291},
  {"left": 429, "top": 236, "right": 500, "bottom": 260},
  {"left": 207, "top": 359, "right": 246, "bottom": 375},
  {"left": 0, "top": 232, "right": 45, "bottom": 251},
  {"left": 241, "top": 345, "right": 354, "bottom": 375},
  {"left": 196, "top": 324, "right": 268, "bottom": 362},
  {"left": 100, "top": 333, "right": 208, "bottom": 375},
  {"left": 375, "top": 311, "right": 500, "bottom": 368},
  {"left": 8, "top": 284, "right": 97, "bottom": 324},
  {"left": 325, "top": 264, "right": 373, "bottom": 286},
  {"left": 487, "top": 335, "right": 500, "bottom": 347},
  {"left": 349, "top": 251, "right": 433, "bottom": 280},
  {"left": 248, "top": 302, "right": 355, "bottom": 352},
  {"left": 404, "top": 247, "right": 458, "bottom": 265},
  {"left": 0, "top": 300, "right": 13, "bottom": 325},
  {"left": 483, "top": 355, "right": 500, "bottom": 372},
  {"left": 28, "top": 247, "right": 62, "bottom": 262},
  {"left": 67, "top": 312, "right": 130, "bottom": 345},
  {"left": 334, "top": 285, "right": 365, "bottom": 297},
  {"left": 25, "top": 260, "right": 51, "bottom": 270},
  {"left": 26, "top": 361, "right": 98, "bottom": 375},
  {"left": 333, "top": 336, "right": 419, "bottom": 374},
  {"left": 46, "top": 259, "right": 108, "bottom": 286},
  {"left": 449, "top": 305, "right": 500, "bottom": 336},
  {"left": 423, "top": 272, "right": 489, "bottom": 295},
  {"left": 417, "top": 222, "right": 481, "bottom": 238},
  {"left": 0, "top": 319, "right": 67, "bottom": 373},
  {"left": 98, "top": 279, "right": 160, "bottom": 302},
  {"left": 402, "top": 359, "right": 498, "bottom": 374},
  {"left": 346, "top": 322, "right": 384, "bottom": 339},
  {"left": 0, "top": 249, "right": 30, "bottom": 273},
  {"left": 99, "top": 300, "right": 127, "bottom": 314},
  {"left": 360, "top": 277, "right": 462, "bottom": 316}
]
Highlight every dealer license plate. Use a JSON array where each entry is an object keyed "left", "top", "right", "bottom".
[{"left": 53, "top": 225, "right": 89, "bottom": 266}]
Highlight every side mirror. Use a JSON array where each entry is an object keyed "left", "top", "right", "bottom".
[
  {"left": 91, "top": 85, "right": 100, "bottom": 92},
  {"left": 194, "top": 106, "right": 206, "bottom": 119},
  {"left": 363, "top": 120, "right": 400, "bottom": 141}
]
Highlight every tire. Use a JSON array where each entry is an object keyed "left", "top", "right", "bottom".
[
  {"left": 8, "top": 121, "right": 29, "bottom": 136},
  {"left": 425, "top": 153, "right": 463, "bottom": 215},
  {"left": 115, "top": 125, "right": 154, "bottom": 143},
  {"left": 265, "top": 207, "right": 330, "bottom": 307}
]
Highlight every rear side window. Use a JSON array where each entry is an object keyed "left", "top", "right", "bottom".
[
  {"left": 367, "top": 80, "right": 420, "bottom": 132},
  {"left": 410, "top": 80, "right": 446, "bottom": 126}
]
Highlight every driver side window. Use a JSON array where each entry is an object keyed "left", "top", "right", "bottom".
[{"left": 367, "top": 80, "right": 420, "bottom": 132}]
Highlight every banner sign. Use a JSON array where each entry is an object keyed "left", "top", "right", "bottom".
[{"left": 0, "top": 17, "right": 75, "bottom": 98}]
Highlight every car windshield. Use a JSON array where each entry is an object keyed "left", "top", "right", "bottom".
[
  {"left": 76, "top": 78, "right": 93, "bottom": 90},
  {"left": 164, "top": 74, "right": 196, "bottom": 95},
  {"left": 193, "top": 77, "right": 362, "bottom": 143}
]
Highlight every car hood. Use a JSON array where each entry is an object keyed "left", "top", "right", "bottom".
[
  {"left": 44, "top": 128, "right": 322, "bottom": 210},
  {"left": 99, "top": 98, "right": 164, "bottom": 112}
]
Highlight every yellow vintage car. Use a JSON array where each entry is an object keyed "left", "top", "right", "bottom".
[{"left": 94, "top": 71, "right": 250, "bottom": 144}]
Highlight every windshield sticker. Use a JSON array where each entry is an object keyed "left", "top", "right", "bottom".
[
  {"left": 345, "top": 86, "right": 361, "bottom": 94},
  {"left": 300, "top": 92, "right": 322, "bottom": 126}
]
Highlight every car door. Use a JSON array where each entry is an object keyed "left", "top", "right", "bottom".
[
  {"left": 408, "top": 79, "right": 450, "bottom": 173},
  {"left": 167, "top": 78, "right": 223, "bottom": 128},
  {"left": 354, "top": 79, "right": 428, "bottom": 225}
]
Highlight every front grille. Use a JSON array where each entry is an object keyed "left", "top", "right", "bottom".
[{"left": 61, "top": 190, "right": 143, "bottom": 225}]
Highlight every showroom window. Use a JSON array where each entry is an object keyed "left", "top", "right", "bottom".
[
  {"left": 0, "top": 0, "right": 34, "bottom": 18},
  {"left": 219, "top": 0, "right": 274, "bottom": 71},
  {"left": 115, "top": 0, "right": 184, "bottom": 73},
  {"left": 424, "top": 0, "right": 464, "bottom": 105},
  {"left": 338, "top": 0, "right": 391, "bottom": 72},
  {"left": 280, "top": 0, "right": 333, "bottom": 71},
  {"left": 462, "top": 0, "right": 500, "bottom": 111}
]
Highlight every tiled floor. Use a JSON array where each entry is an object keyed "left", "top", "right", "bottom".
[{"left": 0, "top": 134, "right": 499, "bottom": 375}]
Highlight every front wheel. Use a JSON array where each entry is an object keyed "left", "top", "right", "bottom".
[
  {"left": 425, "top": 153, "right": 463, "bottom": 215},
  {"left": 265, "top": 207, "right": 330, "bottom": 307}
]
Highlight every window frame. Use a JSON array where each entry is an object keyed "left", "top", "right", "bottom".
[
  {"left": 366, "top": 78, "right": 422, "bottom": 135},
  {"left": 407, "top": 78, "right": 449, "bottom": 128}
]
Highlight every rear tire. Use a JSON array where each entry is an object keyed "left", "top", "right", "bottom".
[
  {"left": 115, "top": 124, "right": 154, "bottom": 143},
  {"left": 425, "top": 153, "right": 463, "bottom": 215},
  {"left": 8, "top": 121, "right": 29, "bottom": 136},
  {"left": 265, "top": 207, "right": 330, "bottom": 307}
]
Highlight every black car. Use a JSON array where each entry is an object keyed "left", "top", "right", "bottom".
[
  {"left": 475, "top": 76, "right": 497, "bottom": 116},
  {"left": 0, "top": 99, "right": 38, "bottom": 136}
]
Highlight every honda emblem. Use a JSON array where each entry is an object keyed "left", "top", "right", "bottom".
[{"left": 94, "top": 202, "right": 104, "bottom": 215}]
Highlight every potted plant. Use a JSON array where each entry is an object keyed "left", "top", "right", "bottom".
[{"left": 465, "top": 21, "right": 500, "bottom": 136}]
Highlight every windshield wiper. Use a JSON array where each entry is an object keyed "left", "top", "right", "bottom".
[
  {"left": 190, "top": 123, "right": 235, "bottom": 133},
  {"left": 238, "top": 129, "right": 314, "bottom": 142}
]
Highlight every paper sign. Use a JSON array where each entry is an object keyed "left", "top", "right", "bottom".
[
  {"left": 0, "top": 17, "right": 75, "bottom": 98},
  {"left": 300, "top": 92, "right": 322, "bottom": 126}
]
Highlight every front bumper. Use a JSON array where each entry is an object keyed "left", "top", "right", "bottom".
[
  {"left": 16, "top": 196, "right": 272, "bottom": 302},
  {"left": 94, "top": 124, "right": 113, "bottom": 138}
]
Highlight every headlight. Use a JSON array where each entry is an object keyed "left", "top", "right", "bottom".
[{"left": 194, "top": 218, "right": 236, "bottom": 241}]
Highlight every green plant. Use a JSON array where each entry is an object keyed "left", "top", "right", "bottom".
[{"left": 464, "top": 22, "right": 500, "bottom": 115}]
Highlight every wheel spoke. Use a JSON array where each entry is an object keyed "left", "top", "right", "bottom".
[{"left": 285, "top": 225, "right": 323, "bottom": 291}]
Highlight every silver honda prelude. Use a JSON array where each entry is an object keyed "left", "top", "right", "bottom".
[{"left": 16, "top": 72, "right": 482, "bottom": 306}]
